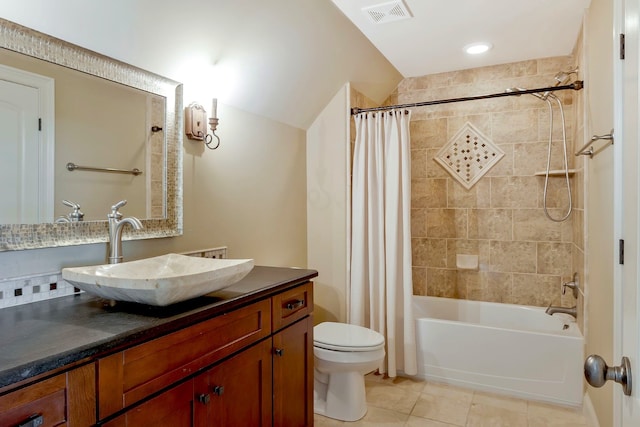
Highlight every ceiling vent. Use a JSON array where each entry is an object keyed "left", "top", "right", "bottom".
[{"left": 362, "top": 0, "right": 412, "bottom": 24}]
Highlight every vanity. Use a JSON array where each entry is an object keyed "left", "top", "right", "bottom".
[
  {"left": 0, "top": 18, "right": 316, "bottom": 426},
  {"left": 0, "top": 266, "right": 317, "bottom": 426}
]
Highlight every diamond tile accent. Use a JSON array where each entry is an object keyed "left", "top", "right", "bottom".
[{"left": 434, "top": 122, "right": 504, "bottom": 189}]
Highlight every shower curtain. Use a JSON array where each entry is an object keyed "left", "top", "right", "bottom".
[{"left": 349, "top": 110, "right": 417, "bottom": 377}]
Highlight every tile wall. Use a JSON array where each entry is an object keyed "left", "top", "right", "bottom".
[
  {"left": 397, "top": 56, "right": 583, "bottom": 307},
  {"left": 353, "top": 56, "right": 585, "bottom": 310}
]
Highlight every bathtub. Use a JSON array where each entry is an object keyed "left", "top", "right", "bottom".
[{"left": 412, "top": 295, "right": 584, "bottom": 406}]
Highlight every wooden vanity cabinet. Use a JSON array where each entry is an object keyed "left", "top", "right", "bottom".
[
  {"left": 99, "top": 281, "right": 314, "bottom": 427},
  {"left": 0, "top": 280, "right": 314, "bottom": 426},
  {"left": 0, "top": 363, "right": 95, "bottom": 427}
]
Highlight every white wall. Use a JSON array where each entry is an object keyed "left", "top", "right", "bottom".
[
  {"left": 306, "top": 84, "right": 350, "bottom": 323},
  {"left": 0, "top": 102, "right": 308, "bottom": 278},
  {"left": 0, "top": 1, "right": 402, "bottom": 281}
]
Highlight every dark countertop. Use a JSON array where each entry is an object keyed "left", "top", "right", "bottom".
[{"left": 0, "top": 265, "right": 317, "bottom": 391}]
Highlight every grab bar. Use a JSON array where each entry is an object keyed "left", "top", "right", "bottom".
[
  {"left": 575, "top": 129, "right": 614, "bottom": 158},
  {"left": 66, "top": 162, "right": 142, "bottom": 176}
]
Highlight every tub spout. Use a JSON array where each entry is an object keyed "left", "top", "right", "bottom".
[{"left": 545, "top": 305, "right": 577, "bottom": 319}]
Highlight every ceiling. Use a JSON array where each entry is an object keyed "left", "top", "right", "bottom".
[
  {"left": 0, "top": 0, "right": 403, "bottom": 130},
  {"left": 0, "top": 0, "right": 591, "bottom": 130},
  {"left": 331, "top": 0, "right": 591, "bottom": 77}
]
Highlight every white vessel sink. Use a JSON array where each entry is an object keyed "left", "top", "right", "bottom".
[{"left": 62, "top": 254, "right": 254, "bottom": 306}]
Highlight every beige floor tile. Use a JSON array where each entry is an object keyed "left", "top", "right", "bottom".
[
  {"left": 528, "top": 401, "right": 586, "bottom": 422},
  {"left": 404, "top": 415, "right": 458, "bottom": 426},
  {"left": 471, "top": 390, "right": 528, "bottom": 413},
  {"left": 465, "top": 402, "right": 528, "bottom": 427},
  {"left": 366, "top": 381, "right": 422, "bottom": 414},
  {"left": 314, "top": 413, "right": 345, "bottom": 426},
  {"left": 422, "top": 382, "right": 474, "bottom": 402},
  {"left": 366, "top": 374, "right": 427, "bottom": 393},
  {"left": 318, "top": 375, "right": 588, "bottom": 427},
  {"left": 528, "top": 417, "right": 587, "bottom": 427},
  {"left": 350, "top": 406, "right": 410, "bottom": 427},
  {"left": 527, "top": 401, "right": 587, "bottom": 427},
  {"left": 411, "top": 392, "right": 471, "bottom": 426}
]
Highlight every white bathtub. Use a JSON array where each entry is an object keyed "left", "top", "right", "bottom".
[{"left": 412, "top": 295, "right": 584, "bottom": 406}]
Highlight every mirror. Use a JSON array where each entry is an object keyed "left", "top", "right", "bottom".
[{"left": 0, "top": 18, "right": 183, "bottom": 251}]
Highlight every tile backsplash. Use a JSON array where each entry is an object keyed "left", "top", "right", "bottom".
[
  {"left": 0, "top": 271, "right": 78, "bottom": 309},
  {"left": 0, "top": 247, "right": 227, "bottom": 309}
]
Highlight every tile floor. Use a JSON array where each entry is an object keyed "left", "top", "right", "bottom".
[{"left": 314, "top": 374, "right": 588, "bottom": 427}]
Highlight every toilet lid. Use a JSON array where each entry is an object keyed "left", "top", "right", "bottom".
[{"left": 314, "top": 322, "right": 385, "bottom": 352}]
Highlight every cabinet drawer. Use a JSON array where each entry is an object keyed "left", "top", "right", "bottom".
[
  {"left": 0, "top": 375, "right": 65, "bottom": 427},
  {"left": 0, "top": 364, "right": 95, "bottom": 427},
  {"left": 272, "top": 282, "right": 313, "bottom": 331},
  {"left": 98, "top": 299, "right": 271, "bottom": 419}
]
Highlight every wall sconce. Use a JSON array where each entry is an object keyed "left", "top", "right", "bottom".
[{"left": 185, "top": 98, "right": 220, "bottom": 150}]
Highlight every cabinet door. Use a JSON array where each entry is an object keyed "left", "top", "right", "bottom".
[
  {"left": 194, "top": 339, "right": 272, "bottom": 427},
  {"left": 272, "top": 316, "right": 313, "bottom": 427},
  {"left": 102, "top": 380, "right": 194, "bottom": 427}
]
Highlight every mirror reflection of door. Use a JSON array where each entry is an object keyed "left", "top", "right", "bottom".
[{"left": 0, "top": 64, "right": 54, "bottom": 224}]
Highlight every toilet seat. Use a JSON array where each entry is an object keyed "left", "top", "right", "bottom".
[{"left": 314, "top": 322, "right": 385, "bottom": 352}]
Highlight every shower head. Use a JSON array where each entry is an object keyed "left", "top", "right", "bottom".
[
  {"left": 507, "top": 68, "right": 579, "bottom": 101},
  {"left": 536, "top": 68, "right": 579, "bottom": 101},
  {"left": 553, "top": 67, "right": 579, "bottom": 86}
]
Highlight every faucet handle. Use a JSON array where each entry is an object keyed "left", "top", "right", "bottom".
[
  {"left": 109, "top": 200, "right": 128, "bottom": 219},
  {"left": 62, "top": 199, "right": 79, "bottom": 209},
  {"left": 110, "top": 200, "right": 127, "bottom": 213},
  {"left": 62, "top": 200, "right": 84, "bottom": 221},
  {"left": 562, "top": 273, "right": 580, "bottom": 299}
]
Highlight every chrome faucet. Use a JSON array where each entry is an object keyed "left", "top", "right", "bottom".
[
  {"left": 55, "top": 200, "right": 85, "bottom": 223},
  {"left": 545, "top": 305, "right": 577, "bottom": 319},
  {"left": 545, "top": 273, "right": 580, "bottom": 319},
  {"left": 107, "top": 200, "right": 143, "bottom": 264}
]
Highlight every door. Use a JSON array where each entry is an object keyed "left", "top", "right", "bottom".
[
  {"left": 618, "top": 0, "right": 640, "bottom": 424},
  {"left": 0, "top": 64, "right": 55, "bottom": 223},
  {"left": 0, "top": 79, "right": 40, "bottom": 223}
]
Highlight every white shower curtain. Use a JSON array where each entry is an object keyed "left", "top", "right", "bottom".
[{"left": 349, "top": 110, "right": 417, "bottom": 377}]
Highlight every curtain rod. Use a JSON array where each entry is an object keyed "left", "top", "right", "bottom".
[{"left": 351, "top": 81, "right": 584, "bottom": 115}]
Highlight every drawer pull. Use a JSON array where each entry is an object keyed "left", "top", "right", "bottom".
[
  {"left": 197, "top": 393, "right": 211, "bottom": 404},
  {"left": 274, "top": 348, "right": 284, "bottom": 357},
  {"left": 17, "top": 414, "right": 44, "bottom": 427},
  {"left": 285, "top": 299, "right": 305, "bottom": 310},
  {"left": 212, "top": 385, "right": 225, "bottom": 396}
]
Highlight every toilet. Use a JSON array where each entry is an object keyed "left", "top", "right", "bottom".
[{"left": 313, "top": 321, "right": 385, "bottom": 421}]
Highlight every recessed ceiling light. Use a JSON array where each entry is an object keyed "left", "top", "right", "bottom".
[{"left": 464, "top": 42, "right": 493, "bottom": 55}]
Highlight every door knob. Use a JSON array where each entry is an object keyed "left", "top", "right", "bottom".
[{"left": 584, "top": 354, "right": 632, "bottom": 396}]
